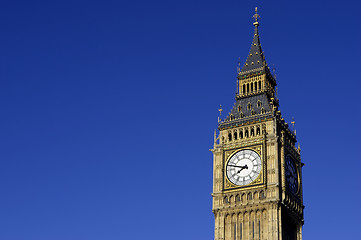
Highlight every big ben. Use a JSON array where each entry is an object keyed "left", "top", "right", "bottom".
[{"left": 211, "top": 8, "right": 304, "bottom": 240}]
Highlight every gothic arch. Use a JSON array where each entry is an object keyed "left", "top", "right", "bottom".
[
  {"left": 253, "top": 191, "right": 259, "bottom": 200},
  {"left": 247, "top": 192, "right": 253, "bottom": 201},
  {"left": 232, "top": 213, "right": 237, "bottom": 222},
  {"left": 257, "top": 100, "right": 262, "bottom": 108},
  {"left": 241, "top": 193, "right": 246, "bottom": 202},
  {"left": 256, "top": 126, "right": 261, "bottom": 135},
  {"left": 229, "top": 195, "right": 234, "bottom": 204},
  {"left": 260, "top": 190, "right": 266, "bottom": 200}
]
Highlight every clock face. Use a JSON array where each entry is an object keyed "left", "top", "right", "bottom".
[
  {"left": 285, "top": 155, "right": 299, "bottom": 194},
  {"left": 226, "top": 149, "right": 262, "bottom": 186}
]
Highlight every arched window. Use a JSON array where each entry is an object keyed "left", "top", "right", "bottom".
[
  {"left": 238, "top": 105, "right": 241, "bottom": 112},
  {"left": 228, "top": 133, "right": 232, "bottom": 141},
  {"left": 251, "top": 128, "right": 255, "bottom": 136},
  {"left": 239, "top": 131, "right": 243, "bottom": 139},
  {"left": 261, "top": 107, "right": 265, "bottom": 114},
  {"left": 255, "top": 82, "right": 257, "bottom": 91},
  {"left": 254, "top": 191, "right": 259, "bottom": 200},
  {"left": 259, "top": 81, "right": 261, "bottom": 90},
  {"left": 241, "top": 193, "right": 246, "bottom": 202},
  {"left": 224, "top": 196, "right": 229, "bottom": 204},
  {"left": 256, "top": 127, "right": 260, "bottom": 135},
  {"left": 260, "top": 191, "right": 266, "bottom": 200},
  {"left": 251, "top": 82, "right": 253, "bottom": 92},
  {"left": 243, "top": 84, "right": 246, "bottom": 94},
  {"left": 247, "top": 193, "right": 253, "bottom": 200},
  {"left": 240, "top": 112, "right": 244, "bottom": 118},
  {"left": 221, "top": 136, "right": 225, "bottom": 143},
  {"left": 236, "top": 194, "right": 240, "bottom": 202},
  {"left": 257, "top": 100, "right": 262, "bottom": 108},
  {"left": 247, "top": 83, "right": 249, "bottom": 93},
  {"left": 247, "top": 103, "right": 251, "bottom": 110},
  {"left": 251, "top": 109, "right": 255, "bottom": 115},
  {"left": 234, "top": 131, "right": 238, "bottom": 140},
  {"left": 245, "top": 129, "right": 249, "bottom": 138}
]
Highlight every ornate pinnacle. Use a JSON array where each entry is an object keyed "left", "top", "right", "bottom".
[
  {"left": 218, "top": 105, "right": 223, "bottom": 123},
  {"left": 291, "top": 117, "right": 297, "bottom": 135},
  {"left": 253, "top": 7, "right": 260, "bottom": 26}
]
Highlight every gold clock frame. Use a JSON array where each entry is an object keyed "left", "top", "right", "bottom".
[{"left": 223, "top": 144, "right": 265, "bottom": 192}]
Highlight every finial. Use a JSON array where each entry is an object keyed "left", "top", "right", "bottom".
[
  {"left": 291, "top": 117, "right": 296, "bottom": 135},
  {"left": 272, "top": 64, "right": 277, "bottom": 79},
  {"left": 253, "top": 7, "right": 260, "bottom": 26},
  {"left": 218, "top": 105, "right": 223, "bottom": 122}
]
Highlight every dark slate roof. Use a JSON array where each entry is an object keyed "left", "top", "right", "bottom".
[
  {"left": 219, "top": 93, "right": 273, "bottom": 129},
  {"left": 228, "top": 93, "right": 271, "bottom": 118},
  {"left": 240, "top": 23, "right": 268, "bottom": 73}
]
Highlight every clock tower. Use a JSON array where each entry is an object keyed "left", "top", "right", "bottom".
[{"left": 211, "top": 8, "right": 304, "bottom": 240}]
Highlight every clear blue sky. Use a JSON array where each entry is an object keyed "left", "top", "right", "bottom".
[{"left": 1, "top": 1, "right": 360, "bottom": 239}]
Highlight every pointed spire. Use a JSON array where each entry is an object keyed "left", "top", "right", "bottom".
[{"left": 240, "top": 7, "right": 268, "bottom": 74}]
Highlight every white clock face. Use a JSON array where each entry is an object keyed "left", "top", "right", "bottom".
[
  {"left": 226, "top": 149, "right": 262, "bottom": 186},
  {"left": 285, "top": 155, "right": 299, "bottom": 194}
]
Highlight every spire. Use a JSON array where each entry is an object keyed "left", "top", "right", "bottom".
[{"left": 240, "top": 7, "right": 268, "bottom": 74}]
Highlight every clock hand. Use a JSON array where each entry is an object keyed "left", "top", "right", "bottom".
[
  {"left": 237, "top": 165, "right": 248, "bottom": 173},
  {"left": 228, "top": 164, "right": 248, "bottom": 168},
  {"left": 231, "top": 169, "right": 243, "bottom": 178}
]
